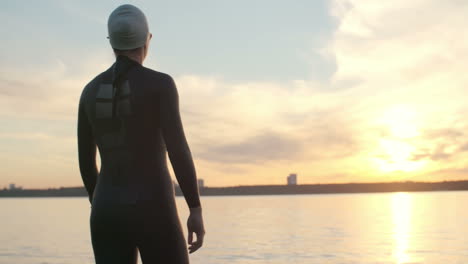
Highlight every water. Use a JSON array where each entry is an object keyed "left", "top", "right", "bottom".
[{"left": 1, "top": 191, "right": 468, "bottom": 264}]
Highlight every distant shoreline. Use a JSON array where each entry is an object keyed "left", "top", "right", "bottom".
[{"left": 1, "top": 180, "right": 468, "bottom": 197}]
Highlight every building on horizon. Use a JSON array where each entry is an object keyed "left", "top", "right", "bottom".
[
  {"left": 198, "top": 179, "right": 205, "bottom": 189},
  {"left": 287, "top": 173, "right": 297, "bottom": 185},
  {"left": 9, "top": 183, "right": 22, "bottom": 190}
]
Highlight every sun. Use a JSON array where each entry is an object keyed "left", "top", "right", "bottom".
[
  {"left": 374, "top": 139, "right": 426, "bottom": 172},
  {"left": 380, "top": 105, "right": 420, "bottom": 139},
  {"left": 373, "top": 105, "right": 426, "bottom": 173}
]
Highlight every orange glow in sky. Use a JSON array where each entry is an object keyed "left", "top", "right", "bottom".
[{"left": 1, "top": 1, "right": 468, "bottom": 188}]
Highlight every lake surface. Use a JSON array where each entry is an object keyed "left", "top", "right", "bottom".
[{"left": 1, "top": 191, "right": 468, "bottom": 264}]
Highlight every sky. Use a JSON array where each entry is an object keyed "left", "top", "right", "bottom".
[{"left": 1, "top": 0, "right": 468, "bottom": 188}]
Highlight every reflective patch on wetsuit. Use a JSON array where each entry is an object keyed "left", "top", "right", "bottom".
[
  {"left": 117, "top": 98, "right": 132, "bottom": 116},
  {"left": 96, "top": 102, "right": 113, "bottom": 118},
  {"left": 96, "top": 84, "right": 113, "bottom": 99},
  {"left": 100, "top": 133, "right": 124, "bottom": 148},
  {"left": 119, "top": 80, "right": 131, "bottom": 96}
]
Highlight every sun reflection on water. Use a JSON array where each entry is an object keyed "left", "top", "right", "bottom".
[{"left": 392, "top": 192, "right": 412, "bottom": 264}]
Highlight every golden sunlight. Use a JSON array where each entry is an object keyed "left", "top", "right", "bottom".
[
  {"left": 373, "top": 105, "right": 426, "bottom": 173},
  {"left": 374, "top": 139, "right": 426, "bottom": 173},
  {"left": 392, "top": 192, "right": 412, "bottom": 264},
  {"left": 380, "top": 105, "right": 420, "bottom": 139}
]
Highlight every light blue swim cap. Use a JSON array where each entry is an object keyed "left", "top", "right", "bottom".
[{"left": 107, "top": 4, "right": 150, "bottom": 50}]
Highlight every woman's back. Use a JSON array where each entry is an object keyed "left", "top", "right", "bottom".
[{"left": 79, "top": 56, "right": 200, "bottom": 208}]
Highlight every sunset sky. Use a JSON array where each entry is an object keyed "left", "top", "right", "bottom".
[{"left": 1, "top": 0, "right": 467, "bottom": 188}]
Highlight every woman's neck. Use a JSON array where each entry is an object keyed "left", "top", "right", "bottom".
[{"left": 120, "top": 53, "right": 143, "bottom": 65}]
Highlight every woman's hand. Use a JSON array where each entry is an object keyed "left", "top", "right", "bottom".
[{"left": 187, "top": 206, "right": 205, "bottom": 254}]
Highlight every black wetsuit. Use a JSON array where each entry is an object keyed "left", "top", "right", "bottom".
[{"left": 77, "top": 55, "right": 201, "bottom": 264}]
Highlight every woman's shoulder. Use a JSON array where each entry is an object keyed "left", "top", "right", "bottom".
[
  {"left": 139, "top": 66, "right": 174, "bottom": 82},
  {"left": 137, "top": 66, "right": 177, "bottom": 95},
  {"left": 80, "top": 69, "right": 111, "bottom": 103}
]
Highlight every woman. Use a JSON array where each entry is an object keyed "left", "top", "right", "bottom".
[{"left": 77, "top": 4, "right": 205, "bottom": 263}]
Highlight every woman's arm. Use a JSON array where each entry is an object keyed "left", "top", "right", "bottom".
[
  {"left": 77, "top": 93, "right": 98, "bottom": 203},
  {"left": 159, "top": 75, "right": 201, "bottom": 209}
]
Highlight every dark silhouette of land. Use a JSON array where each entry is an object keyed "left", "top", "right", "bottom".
[{"left": 2, "top": 180, "right": 468, "bottom": 198}]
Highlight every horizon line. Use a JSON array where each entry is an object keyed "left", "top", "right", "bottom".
[{"left": 4, "top": 179, "right": 468, "bottom": 191}]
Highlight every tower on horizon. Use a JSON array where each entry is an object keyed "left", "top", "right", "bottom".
[
  {"left": 198, "top": 179, "right": 205, "bottom": 189},
  {"left": 9, "top": 183, "right": 22, "bottom": 190},
  {"left": 287, "top": 173, "right": 297, "bottom": 185}
]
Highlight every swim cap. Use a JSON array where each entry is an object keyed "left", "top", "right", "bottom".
[{"left": 107, "top": 4, "right": 149, "bottom": 50}]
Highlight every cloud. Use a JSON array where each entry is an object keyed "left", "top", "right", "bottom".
[
  {"left": 460, "top": 143, "right": 468, "bottom": 152},
  {"left": 197, "top": 130, "right": 303, "bottom": 163},
  {"left": 174, "top": 74, "right": 364, "bottom": 166},
  {"left": 331, "top": 0, "right": 468, "bottom": 93},
  {"left": 409, "top": 128, "right": 468, "bottom": 162},
  {"left": 323, "top": 0, "right": 468, "bottom": 180},
  {"left": 0, "top": 53, "right": 111, "bottom": 120},
  {"left": 3, "top": 0, "right": 468, "bottom": 187}
]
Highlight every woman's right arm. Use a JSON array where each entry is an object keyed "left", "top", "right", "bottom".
[
  {"left": 159, "top": 74, "right": 205, "bottom": 253},
  {"left": 159, "top": 75, "right": 201, "bottom": 209}
]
